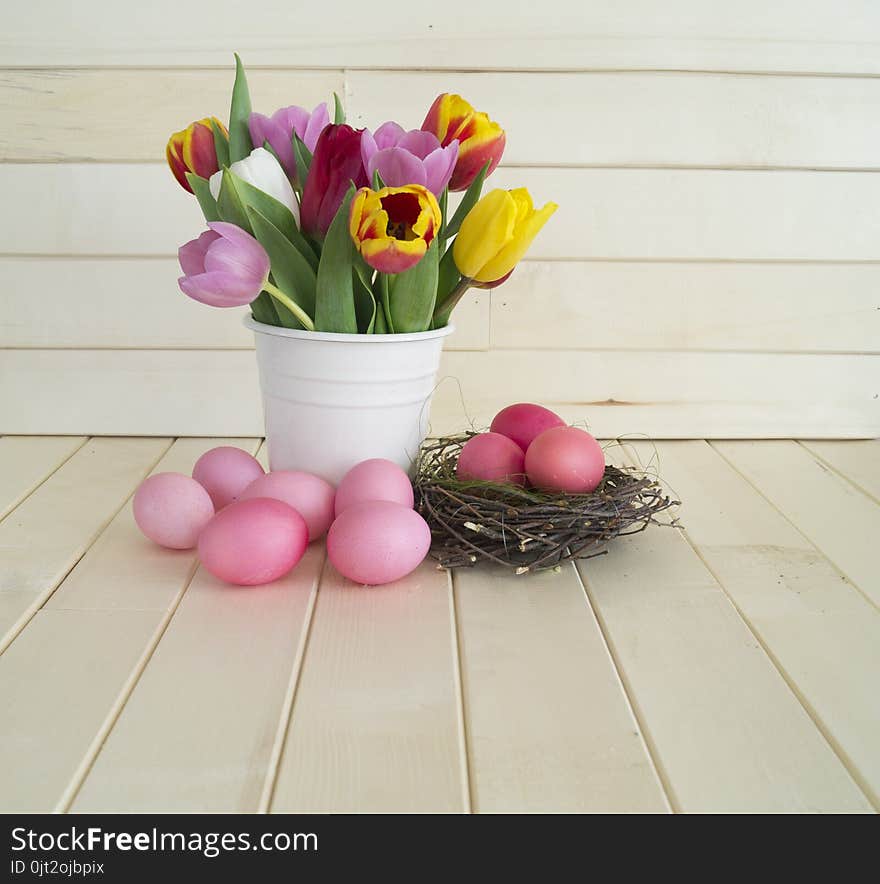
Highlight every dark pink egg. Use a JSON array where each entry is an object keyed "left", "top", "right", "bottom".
[
  {"left": 197, "top": 498, "right": 308, "bottom": 586},
  {"left": 456, "top": 432, "right": 526, "bottom": 486},
  {"left": 525, "top": 426, "right": 606, "bottom": 494},
  {"left": 490, "top": 403, "right": 565, "bottom": 452}
]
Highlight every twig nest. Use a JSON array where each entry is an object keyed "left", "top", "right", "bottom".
[{"left": 414, "top": 433, "right": 679, "bottom": 573}]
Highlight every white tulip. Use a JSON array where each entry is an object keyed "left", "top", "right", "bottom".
[{"left": 209, "top": 147, "right": 300, "bottom": 226}]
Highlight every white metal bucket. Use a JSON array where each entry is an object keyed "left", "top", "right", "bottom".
[{"left": 245, "top": 318, "right": 455, "bottom": 484}]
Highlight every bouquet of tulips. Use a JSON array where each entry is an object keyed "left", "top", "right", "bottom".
[{"left": 167, "top": 55, "right": 557, "bottom": 334}]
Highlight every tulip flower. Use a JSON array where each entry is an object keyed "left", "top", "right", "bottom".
[
  {"left": 452, "top": 188, "right": 557, "bottom": 283},
  {"left": 349, "top": 185, "right": 441, "bottom": 274},
  {"left": 301, "top": 124, "right": 369, "bottom": 238},
  {"left": 166, "top": 117, "right": 228, "bottom": 193},
  {"left": 248, "top": 103, "right": 330, "bottom": 180},
  {"left": 361, "top": 123, "right": 459, "bottom": 197},
  {"left": 179, "top": 222, "right": 314, "bottom": 328},
  {"left": 209, "top": 147, "right": 300, "bottom": 226},
  {"left": 421, "top": 94, "right": 505, "bottom": 191}
]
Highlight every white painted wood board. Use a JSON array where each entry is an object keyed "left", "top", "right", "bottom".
[
  {"left": 0, "top": 69, "right": 344, "bottom": 162},
  {"left": 347, "top": 71, "right": 880, "bottom": 170},
  {"left": 712, "top": 440, "right": 880, "bottom": 609},
  {"left": 576, "top": 447, "right": 872, "bottom": 812},
  {"left": 0, "top": 435, "right": 85, "bottom": 519},
  {"left": 71, "top": 544, "right": 323, "bottom": 812},
  {"left": 270, "top": 560, "right": 468, "bottom": 813},
  {"left": 2, "top": 1, "right": 878, "bottom": 73},
  {"left": 453, "top": 562, "right": 669, "bottom": 813},
  {"left": 626, "top": 439, "right": 880, "bottom": 807},
  {"left": 3, "top": 349, "right": 876, "bottom": 439},
  {"left": 799, "top": 440, "right": 880, "bottom": 502}
]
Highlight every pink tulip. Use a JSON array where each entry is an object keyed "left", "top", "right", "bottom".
[
  {"left": 361, "top": 123, "right": 459, "bottom": 197},
  {"left": 248, "top": 103, "right": 330, "bottom": 181},
  {"left": 178, "top": 222, "right": 270, "bottom": 307}
]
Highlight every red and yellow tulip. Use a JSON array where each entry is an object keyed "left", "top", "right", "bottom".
[
  {"left": 166, "top": 117, "right": 228, "bottom": 193},
  {"left": 349, "top": 185, "right": 441, "bottom": 274},
  {"left": 421, "top": 94, "right": 505, "bottom": 192}
]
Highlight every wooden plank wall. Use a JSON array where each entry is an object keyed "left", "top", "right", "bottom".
[{"left": 1, "top": 1, "right": 879, "bottom": 437}]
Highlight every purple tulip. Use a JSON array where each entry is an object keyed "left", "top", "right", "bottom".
[
  {"left": 361, "top": 122, "right": 459, "bottom": 197},
  {"left": 248, "top": 103, "right": 330, "bottom": 180},
  {"left": 178, "top": 222, "right": 270, "bottom": 307}
]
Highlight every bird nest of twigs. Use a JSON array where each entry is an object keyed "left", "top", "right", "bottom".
[{"left": 414, "top": 433, "right": 680, "bottom": 573}]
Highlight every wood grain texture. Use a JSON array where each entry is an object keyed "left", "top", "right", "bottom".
[
  {"left": 348, "top": 70, "right": 880, "bottom": 170},
  {"left": 624, "top": 440, "right": 880, "bottom": 807},
  {"left": 713, "top": 440, "right": 880, "bottom": 609},
  {"left": 0, "top": 435, "right": 85, "bottom": 519},
  {"left": 0, "top": 609, "right": 161, "bottom": 812},
  {"left": 576, "top": 447, "right": 872, "bottom": 812},
  {"left": 5, "top": 68, "right": 879, "bottom": 169},
  {"left": 0, "top": 258, "right": 489, "bottom": 351},
  {"left": 454, "top": 563, "right": 668, "bottom": 813},
  {"left": 0, "top": 68, "right": 343, "bottom": 161},
  {"left": 0, "top": 437, "right": 168, "bottom": 652},
  {"left": 799, "top": 440, "right": 880, "bottom": 502},
  {"left": 270, "top": 560, "right": 468, "bottom": 813},
  {"left": 3, "top": 349, "right": 877, "bottom": 438},
  {"left": 4, "top": 164, "right": 880, "bottom": 261},
  {"left": 2, "top": 1, "right": 878, "bottom": 73},
  {"left": 490, "top": 260, "right": 880, "bottom": 353},
  {"left": 71, "top": 544, "right": 323, "bottom": 812}
]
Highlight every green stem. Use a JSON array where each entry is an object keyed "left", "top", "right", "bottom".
[
  {"left": 432, "top": 276, "right": 473, "bottom": 326},
  {"left": 263, "top": 281, "right": 315, "bottom": 331}
]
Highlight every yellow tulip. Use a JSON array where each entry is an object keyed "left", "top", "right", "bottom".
[{"left": 452, "top": 188, "right": 557, "bottom": 284}]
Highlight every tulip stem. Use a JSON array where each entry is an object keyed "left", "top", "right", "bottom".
[
  {"left": 263, "top": 282, "right": 316, "bottom": 331},
  {"left": 433, "top": 276, "right": 473, "bottom": 326}
]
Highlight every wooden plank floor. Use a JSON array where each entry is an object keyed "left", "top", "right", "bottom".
[{"left": 0, "top": 436, "right": 877, "bottom": 814}]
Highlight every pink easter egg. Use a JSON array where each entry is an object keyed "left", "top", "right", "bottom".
[
  {"left": 490, "top": 403, "right": 566, "bottom": 453},
  {"left": 240, "top": 470, "right": 336, "bottom": 542},
  {"left": 334, "top": 458, "right": 414, "bottom": 517},
  {"left": 456, "top": 432, "right": 526, "bottom": 485},
  {"left": 192, "top": 446, "right": 264, "bottom": 510},
  {"left": 525, "top": 426, "right": 606, "bottom": 494},
  {"left": 327, "top": 500, "right": 431, "bottom": 586},
  {"left": 197, "top": 498, "right": 308, "bottom": 586},
  {"left": 133, "top": 472, "right": 215, "bottom": 550}
]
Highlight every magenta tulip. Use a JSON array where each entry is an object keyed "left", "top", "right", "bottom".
[
  {"left": 248, "top": 103, "right": 330, "bottom": 181},
  {"left": 178, "top": 222, "right": 270, "bottom": 307},
  {"left": 361, "top": 123, "right": 459, "bottom": 197},
  {"left": 300, "top": 124, "right": 369, "bottom": 237}
]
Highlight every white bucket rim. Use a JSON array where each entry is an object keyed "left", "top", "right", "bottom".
[{"left": 244, "top": 316, "right": 456, "bottom": 344}]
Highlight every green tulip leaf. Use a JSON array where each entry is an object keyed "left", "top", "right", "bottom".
[
  {"left": 333, "top": 92, "right": 345, "bottom": 125},
  {"left": 211, "top": 120, "right": 230, "bottom": 169},
  {"left": 226, "top": 170, "right": 318, "bottom": 271},
  {"left": 216, "top": 168, "right": 252, "bottom": 232},
  {"left": 444, "top": 160, "right": 491, "bottom": 239},
  {"left": 314, "top": 186, "right": 358, "bottom": 333},
  {"left": 373, "top": 303, "right": 389, "bottom": 334},
  {"left": 378, "top": 273, "right": 394, "bottom": 333},
  {"left": 228, "top": 53, "right": 253, "bottom": 164},
  {"left": 438, "top": 187, "right": 449, "bottom": 246},
  {"left": 292, "top": 134, "right": 312, "bottom": 190},
  {"left": 247, "top": 206, "right": 317, "bottom": 327},
  {"left": 389, "top": 239, "right": 439, "bottom": 333},
  {"left": 185, "top": 172, "right": 220, "bottom": 222},
  {"left": 371, "top": 168, "right": 386, "bottom": 191},
  {"left": 353, "top": 268, "right": 376, "bottom": 334},
  {"left": 250, "top": 293, "right": 281, "bottom": 326}
]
